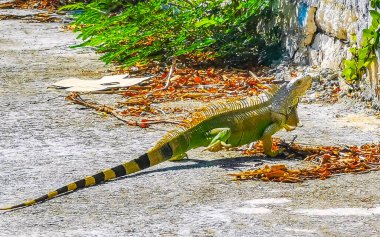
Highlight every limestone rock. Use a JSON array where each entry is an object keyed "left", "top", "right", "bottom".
[
  {"left": 309, "top": 33, "right": 349, "bottom": 69},
  {"left": 315, "top": 0, "right": 359, "bottom": 41},
  {"left": 304, "top": 6, "right": 317, "bottom": 45}
]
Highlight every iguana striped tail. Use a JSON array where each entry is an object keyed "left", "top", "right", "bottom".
[{"left": 0, "top": 143, "right": 173, "bottom": 211}]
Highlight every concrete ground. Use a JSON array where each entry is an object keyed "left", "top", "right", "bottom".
[{"left": 0, "top": 6, "right": 379, "bottom": 237}]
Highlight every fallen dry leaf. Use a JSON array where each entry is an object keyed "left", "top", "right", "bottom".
[
  {"left": 65, "top": 67, "right": 277, "bottom": 125},
  {"left": 231, "top": 140, "right": 380, "bottom": 183}
]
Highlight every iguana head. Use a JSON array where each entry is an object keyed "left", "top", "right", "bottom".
[{"left": 271, "top": 74, "right": 312, "bottom": 115}]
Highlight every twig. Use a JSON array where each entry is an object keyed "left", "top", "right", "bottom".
[
  {"left": 230, "top": 67, "right": 247, "bottom": 72},
  {"left": 31, "top": 95, "right": 66, "bottom": 104},
  {"left": 248, "top": 71, "right": 258, "bottom": 78},
  {"left": 146, "top": 57, "right": 177, "bottom": 97},
  {"left": 150, "top": 105, "right": 167, "bottom": 116},
  {"left": 47, "top": 95, "right": 66, "bottom": 102},
  {"left": 66, "top": 92, "right": 179, "bottom": 126},
  {"left": 163, "top": 57, "right": 177, "bottom": 89},
  {"left": 181, "top": 84, "right": 222, "bottom": 89},
  {"left": 140, "top": 120, "right": 180, "bottom": 125},
  {"left": 111, "top": 110, "right": 179, "bottom": 126},
  {"left": 290, "top": 135, "right": 298, "bottom": 145},
  {"left": 248, "top": 71, "right": 275, "bottom": 81}
]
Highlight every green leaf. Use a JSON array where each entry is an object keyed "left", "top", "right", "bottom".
[
  {"left": 349, "top": 47, "right": 357, "bottom": 54},
  {"left": 342, "top": 67, "right": 353, "bottom": 79},
  {"left": 195, "top": 18, "right": 218, "bottom": 28},
  {"left": 351, "top": 74, "right": 358, "bottom": 81},
  {"left": 374, "top": 32, "right": 380, "bottom": 46},
  {"left": 344, "top": 60, "right": 356, "bottom": 69},
  {"left": 362, "top": 29, "right": 375, "bottom": 40},
  {"left": 58, "top": 3, "right": 86, "bottom": 11},
  {"left": 358, "top": 47, "right": 370, "bottom": 59},
  {"left": 370, "top": 10, "right": 380, "bottom": 28}
]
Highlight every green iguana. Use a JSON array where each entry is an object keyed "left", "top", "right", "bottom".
[{"left": 0, "top": 74, "right": 312, "bottom": 210}]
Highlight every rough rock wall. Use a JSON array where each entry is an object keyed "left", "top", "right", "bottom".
[
  {"left": 279, "top": 0, "right": 379, "bottom": 107},
  {"left": 280, "top": 0, "right": 369, "bottom": 68}
]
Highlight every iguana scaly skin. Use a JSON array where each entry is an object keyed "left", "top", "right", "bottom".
[{"left": 0, "top": 75, "right": 312, "bottom": 210}]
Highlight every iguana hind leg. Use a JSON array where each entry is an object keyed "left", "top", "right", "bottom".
[
  {"left": 169, "top": 153, "right": 188, "bottom": 161},
  {"left": 205, "top": 128, "right": 232, "bottom": 152}
]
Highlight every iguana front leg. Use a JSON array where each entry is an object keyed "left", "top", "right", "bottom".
[
  {"left": 262, "top": 113, "right": 286, "bottom": 157},
  {"left": 284, "top": 106, "right": 300, "bottom": 131},
  {"left": 206, "top": 128, "right": 232, "bottom": 152},
  {"left": 261, "top": 123, "right": 282, "bottom": 157}
]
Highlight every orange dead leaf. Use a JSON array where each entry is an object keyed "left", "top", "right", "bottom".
[
  {"left": 138, "top": 123, "right": 149, "bottom": 128},
  {"left": 231, "top": 142, "right": 380, "bottom": 183},
  {"left": 194, "top": 76, "right": 202, "bottom": 83}
]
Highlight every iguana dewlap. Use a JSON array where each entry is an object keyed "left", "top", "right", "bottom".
[{"left": 0, "top": 75, "right": 312, "bottom": 210}]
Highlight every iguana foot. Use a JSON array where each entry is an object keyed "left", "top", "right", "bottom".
[
  {"left": 284, "top": 124, "right": 297, "bottom": 131},
  {"left": 205, "top": 141, "right": 232, "bottom": 152},
  {"left": 264, "top": 148, "right": 285, "bottom": 157},
  {"left": 169, "top": 153, "right": 188, "bottom": 161},
  {"left": 205, "top": 127, "right": 232, "bottom": 152}
]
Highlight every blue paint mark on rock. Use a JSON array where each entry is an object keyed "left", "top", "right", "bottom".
[{"left": 298, "top": 2, "right": 308, "bottom": 27}]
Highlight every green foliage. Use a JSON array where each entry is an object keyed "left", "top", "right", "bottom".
[
  {"left": 342, "top": 0, "right": 380, "bottom": 82},
  {"left": 371, "top": 0, "right": 380, "bottom": 9},
  {"left": 61, "top": 0, "right": 282, "bottom": 67}
]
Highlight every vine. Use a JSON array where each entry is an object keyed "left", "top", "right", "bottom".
[{"left": 342, "top": 0, "right": 380, "bottom": 82}]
